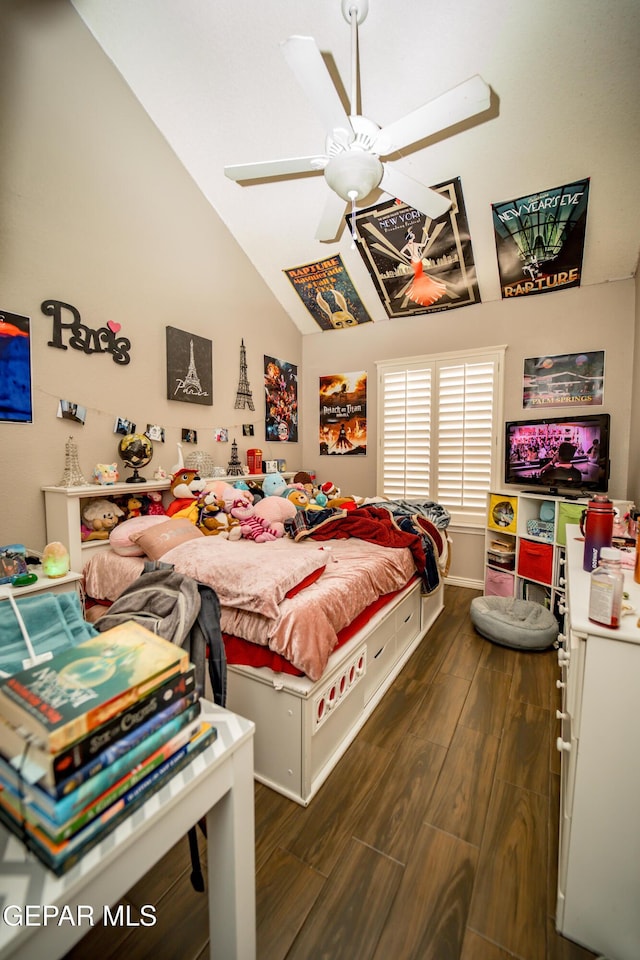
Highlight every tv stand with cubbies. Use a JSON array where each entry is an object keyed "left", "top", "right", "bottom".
[{"left": 484, "top": 491, "right": 588, "bottom": 618}]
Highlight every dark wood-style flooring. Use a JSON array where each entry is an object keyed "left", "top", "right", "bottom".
[{"left": 63, "top": 585, "right": 600, "bottom": 960}]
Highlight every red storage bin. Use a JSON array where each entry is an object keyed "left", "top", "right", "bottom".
[
  {"left": 485, "top": 568, "right": 515, "bottom": 597},
  {"left": 517, "top": 538, "right": 553, "bottom": 584}
]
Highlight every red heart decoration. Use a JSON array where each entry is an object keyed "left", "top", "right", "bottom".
[{"left": 107, "top": 320, "right": 121, "bottom": 334}]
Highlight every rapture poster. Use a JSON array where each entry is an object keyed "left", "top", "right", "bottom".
[
  {"left": 349, "top": 178, "right": 480, "bottom": 319},
  {"left": 0, "top": 310, "right": 32, "bottom": 423},
  {"left": 492, "top": 179, "right": 590, "bottom": 299},
  {"left": 319, "top": 372, "right": 367, "bottom": 456},
  {"left": 284, "top": 254, "right": 372, "bottom": 331},
  {"left": 265, "top": 356, "right": 298, "bottom": 443}
]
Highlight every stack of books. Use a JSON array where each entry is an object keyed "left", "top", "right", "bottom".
[{"left": 0, "top": 620, "right": 216, "bottom": 875}]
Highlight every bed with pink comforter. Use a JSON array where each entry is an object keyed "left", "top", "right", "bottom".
[{"left": 83, "top": 535, "right": 418, "bottom": 681}]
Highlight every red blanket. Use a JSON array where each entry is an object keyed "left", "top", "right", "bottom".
[{"left": 294, "top": 506, "right": 427, "bottom": 573}]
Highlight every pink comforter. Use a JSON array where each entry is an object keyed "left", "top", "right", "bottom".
[{"left": 83, "top": 537, "right": 416, "bottom": 680}]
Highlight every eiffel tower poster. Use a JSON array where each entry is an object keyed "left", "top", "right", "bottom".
[{"left": 166, "top": 326, "right": 213, "bottom": 406}]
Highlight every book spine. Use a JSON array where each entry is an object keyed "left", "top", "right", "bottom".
[
  {"left": 0, "top": 724, "right": 217, "bottom": 876},
  {"left": 50, "top": 689, "right": 199, "bottom": 797},
  {"left": 51, "top": 661, "right": 188, "bottom": 752},
  {"left": 2, "top": 707, "right": 201, "bottom": 831},
  {"left": 49, "top": 665, "right": 197, "bottom": 787}
]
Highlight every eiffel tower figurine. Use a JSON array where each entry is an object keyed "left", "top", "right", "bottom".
[
  {"left": 234, "top": 339, "right": 255, "bottom": 410},
  {"left": 226, "top": 438, "right": 244, "bottom": 477},
  {"left": 183, "top": 339, "right": 203, "bottom": 394}
]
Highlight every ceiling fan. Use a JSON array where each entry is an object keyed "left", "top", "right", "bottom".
[{"left": 224, "top": 0, "right": 491, "bottom": 242}]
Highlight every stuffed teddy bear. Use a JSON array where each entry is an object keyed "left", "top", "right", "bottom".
[
  {"left": 126, "top": 495, "right": 143, "bottom": 520},
  {"left": 230, "top": 498, "right": 282, "bottom": 542},
  {"left": 195, "top": 492, "right": 242, "bottom": 539},
  {"left": 81, "top": 498, "right": 125, "bottom": 540}
]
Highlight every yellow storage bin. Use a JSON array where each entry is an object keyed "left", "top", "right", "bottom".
[{"left": 488, "top": 494, "right": 518, "bottom": 534}]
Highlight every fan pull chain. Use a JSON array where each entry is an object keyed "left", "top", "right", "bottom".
[{"left": 349, "top": 191, "right": 358, "bottom": 248}]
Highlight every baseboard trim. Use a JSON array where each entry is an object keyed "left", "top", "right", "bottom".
[{"left": 444, "top": 575, "right": 483, "bottom": 590}]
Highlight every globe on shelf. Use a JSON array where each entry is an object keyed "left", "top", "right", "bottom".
[{"left": 118, "top": 433, "right": 153, "bottom": 483}]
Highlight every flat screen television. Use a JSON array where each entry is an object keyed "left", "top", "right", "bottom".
[{"left": 504, "top": 413, "right": 610, "bottom": 494}]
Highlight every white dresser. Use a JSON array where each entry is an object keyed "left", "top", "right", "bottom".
[{"left": 556, "top": 526, "right": 640, "bottom": 960}]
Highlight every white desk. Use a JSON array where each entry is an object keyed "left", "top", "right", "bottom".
[{"left": 0, "top": 703, "right": 256, "bottom": 960}]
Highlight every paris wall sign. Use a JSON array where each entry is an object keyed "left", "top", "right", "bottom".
[
  {"left": 43, "top": 299, "right": 132, "bottom": 365},
  {"left": 166, "top": 326, "right": 213, "bottom": 406}
]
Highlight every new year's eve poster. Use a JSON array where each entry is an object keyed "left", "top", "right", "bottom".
[
  {"left": 350, "top": 177, "right": 480, "bottom": 319},
  {"left": 0, "top": 310, "right": 32, "bottom": 423},
  {"left": 264, "top": 356, "right": 298, "bottom": 442},
  {"left": 284, "top": 254, "right": 372, "bottom": 331},
  {"left": 319, "top": 372, "right": 367, "bottom": 456},
  {"left": 492, "top": 179, "right": 590, "bottom": 299}
]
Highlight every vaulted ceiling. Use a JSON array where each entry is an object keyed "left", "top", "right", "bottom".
[{"left": 72, "top": 0, "right": 640, "bottom": 335}]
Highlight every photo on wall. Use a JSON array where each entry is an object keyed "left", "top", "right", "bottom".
[
  {"left": 0, "top": 310, "right": 32, "bottom": 424},
  {"left": 264, "top": 356, "right": 298, "bottom": 442},
  {"left": 319, "top": 372, "right": 367, "bottom": 456},
  {"left": 523, "top": 351, "right": 604, "bottom": 408},
  {"left": 166, "top": 326, "right": 213, "bottom": 405}
]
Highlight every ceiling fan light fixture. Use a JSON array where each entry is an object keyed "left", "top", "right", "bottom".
[{"left": 324, "top": 150, "right": 383, "bottom": 201}]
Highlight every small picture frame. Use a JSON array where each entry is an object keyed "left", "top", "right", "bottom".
[
  {"left": 114, "top": 416, "right": 136, "bottom": 435},
  {"left": 214, "top": 428, "right": 228, "bottom": 442},
  {"left": 145, "top": 423, "right": 165, "bottom": 442},
  {"left": 57, "top": 400, "right": 86, "bottom": 424},
  {"left": 181, "top": 428, "right": 198, "bottom": 444}
]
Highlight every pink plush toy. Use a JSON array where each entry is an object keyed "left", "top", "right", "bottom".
[
  {"left": 253, "top": 495, "right": 297, "bottom": 528},
  {"left": 230, "top": 499, "right": 282, "bottom": 542}
]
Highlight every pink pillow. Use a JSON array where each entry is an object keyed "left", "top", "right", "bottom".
[
  {"left": 130, "top": 517, "right": 204, "bottom": 560},
  {"left": 109, "top": 516, "right": 170, "bottom": 556}
]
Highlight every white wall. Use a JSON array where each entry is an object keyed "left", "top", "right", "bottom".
[
  {"left": 301, "top": 276, "right": 635, "bottom": 584},
  {"left": 0, "top": 0, "right": 302, "bottom": 553}
]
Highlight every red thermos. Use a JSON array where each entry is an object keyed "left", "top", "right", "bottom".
[{"left": 580, "top": 494, "right": 614, "bottom": 572}]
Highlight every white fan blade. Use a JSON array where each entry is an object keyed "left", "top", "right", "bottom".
[
  {"left": 281, "top": 36, "right": 354, "bottom": 142},
  {"left": 380, "top": 166, "right": 452, "bottom": 219},
  {"left": 224, "top": 155, "right": 326, "bottom": 182},
  {"left": 374, "top": 75, "right": 491, "bottom": 155},
  {"left": 315, "top": 189, "right": 348, "bottom": 242}
]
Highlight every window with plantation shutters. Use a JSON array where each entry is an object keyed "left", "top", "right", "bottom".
[{"left": 377, "top": 347, "right": 505, "bottom": 523}]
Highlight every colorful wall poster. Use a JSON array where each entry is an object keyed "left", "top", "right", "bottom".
[
  {"left": 166, "top": 327, "right": 213, "bottom": 405},
  {"left": 350, "top": 177, "right": 480, "bottom": 319},
  {"left": 264, "top": 356, "right": 298, "bottom": 442},
  {"left": 523, "top": 351, "right": 604, "bottom": 408},
  {"left": 492, "top": 178, "right": 590, "bottom": 299},
  {"left": 284, "top": 254, "right": 372, "bottom": 331},
  {"left": 0, "top": 310, "right": 32, "bottom": 423},
  {"left": 319, "top": 372, "right": 367, "bottom": 456}
]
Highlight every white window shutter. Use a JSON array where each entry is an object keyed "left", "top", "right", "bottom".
[{"left": 380, "top": 367, "right": 431, "bottom": 498}]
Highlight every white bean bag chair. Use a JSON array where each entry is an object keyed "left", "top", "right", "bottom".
[{"left": 470, "top": 596, "right": 559, "bottom": 650}]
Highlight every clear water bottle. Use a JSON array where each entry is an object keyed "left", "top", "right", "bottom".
[{"left": 588, "top": 546, "right": 624, "bottom": 629}]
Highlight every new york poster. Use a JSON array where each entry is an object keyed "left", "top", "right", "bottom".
[{"left": 350, "top": 177, "right": 480, "bottom": 318}]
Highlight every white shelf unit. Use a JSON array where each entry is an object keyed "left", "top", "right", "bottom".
[
  {"left": 484, "top": 491, "right": 587, "bottom": 617},
  {"left": 42, "top": 474, "right": 295, "bottom": 574}
]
